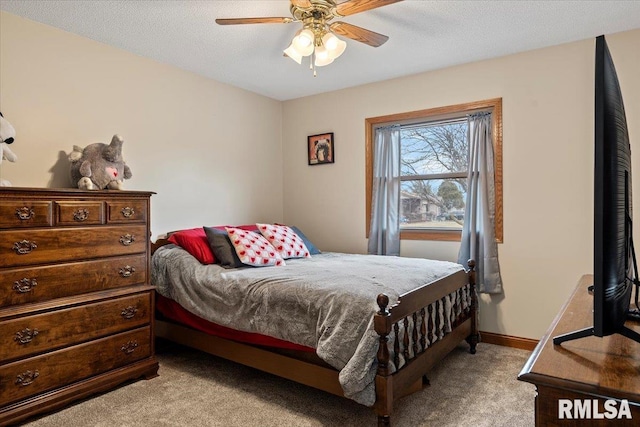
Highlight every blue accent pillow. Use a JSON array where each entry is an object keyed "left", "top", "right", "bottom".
[{"left": 289, "top": 226, "right": 321, "bottom": 255}]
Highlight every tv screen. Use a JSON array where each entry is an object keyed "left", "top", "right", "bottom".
[
  {"left": 593, "top": 34, "right": 634, "bottom": 337},
  {"left": 554, "top": 35, "right": 640, "bottom": 345}
]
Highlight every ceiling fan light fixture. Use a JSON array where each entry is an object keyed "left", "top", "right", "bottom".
[
  {"left": 283, "top": 44, "right": 303, "bottom": 64},
  {"left": 314, "top": 45, "right": 335, "bottom": 67},
  {"left": 315, "top": 44, "right": 329, "bottom": 60},
  {"left": 293, "top": 29, "right": 314, "bottom": 51},
  {"left": 314, "top": 54, "right": 335, "bottom": 67},
  {"left": 322, "top": 32, "right": 339, "bottom": 51},
  {"left": 322, "top": 33, "right": 347, "bottom": 59},
  {"left": 217, "top": 0, "right": 399, "bottom": 75},
  {"left": 291, "top": 41, "right": 314, "bottom": 57}
]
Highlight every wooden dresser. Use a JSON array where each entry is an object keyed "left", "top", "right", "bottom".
[
  {"left": 518, "top": 275, "right": 640, "bottom": 426},
  {"left": 0, "top": 187, "right": 158, "bottom": 426}
]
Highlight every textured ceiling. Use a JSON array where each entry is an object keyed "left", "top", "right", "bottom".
[{"left": 2, "top": 1, "right": 640, "bottom": 101}]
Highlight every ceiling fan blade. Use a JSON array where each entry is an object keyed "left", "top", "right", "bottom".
[
  {"left": 290, "top": 0, "right": 312, "bottom": 7},
  {"left": 215, "top": 17, "right": 293, "bottom": 25},
  {"left": 335, "top": 0, "right": 403, "bottom": 17},
  {"left": 330, "top": 22, "right": 389, "bottom": 47}
]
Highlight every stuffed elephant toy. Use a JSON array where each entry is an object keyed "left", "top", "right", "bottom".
[{"left": 69, "top": 134, "right": 132, "bottom": 190}]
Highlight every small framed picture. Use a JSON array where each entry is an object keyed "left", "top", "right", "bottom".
[{"left": 308, "top": 132, "right": 334, "bottom": 165}]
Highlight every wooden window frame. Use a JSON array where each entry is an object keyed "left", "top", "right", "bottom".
[{"left": 365, "top": 98, "right": 503, "bottom": 243}]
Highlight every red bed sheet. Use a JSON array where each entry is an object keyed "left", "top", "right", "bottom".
[{"left": 156, "top": 294, "right": 315, "bottom": 353}]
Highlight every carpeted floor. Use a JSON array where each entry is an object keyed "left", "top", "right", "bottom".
[{"left": 23, "top": 340, "right": 536, "bottom": 427}]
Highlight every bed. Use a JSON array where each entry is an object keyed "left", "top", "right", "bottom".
[{"left": 150, "top": 225, "right": 478, "bottom": 426}]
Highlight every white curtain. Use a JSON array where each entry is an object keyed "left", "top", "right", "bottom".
[
  {"left": 458, "top": 112, "right": 503, "bottom": 293},
  {"left": 368, "top": 125, "right": 401, "bottom": 255}
]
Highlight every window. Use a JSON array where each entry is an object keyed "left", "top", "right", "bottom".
[
  {"left": 365, "top": 98, "right": 503, "bottom": 242},
  {"left": 400, "top": 118, "right": 468, "bottom": 232}
]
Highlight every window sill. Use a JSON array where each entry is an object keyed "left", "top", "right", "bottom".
[{"left": 400, "top": 229, "right": 462, "bottom": 242}]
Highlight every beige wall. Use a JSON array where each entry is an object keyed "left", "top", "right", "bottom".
[
  {"left": 282, "top": 29, "right": 640, "bottom": 340},
  {"left": 0, "top": 12, "right": 284, "bottom": 239},
  {"left": 3, "top": 11, "right": 639, "bottom": 340}
]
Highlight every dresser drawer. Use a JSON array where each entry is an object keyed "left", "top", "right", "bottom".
[
  {"left": 0, "top": 292, "right": 151, "bottom": 363},
  {"left": 54, "top": 201, "right": 104, "bottom": 226},
  {"left": 0, "top": 201, "right": 53, "bottom": 229},
  {"left": 106, "top": 200, "right": 147, "bottom": 224},
  {"left": 0, "top": 225, "right": 147, "bottom": 268},
  {"left": 0, "top": 254, "right": 147, "bottom": 307},
  {"left": 0, "top": 326, "right": 151, "bottom": 407}
]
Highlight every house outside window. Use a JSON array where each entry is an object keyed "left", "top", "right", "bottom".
[{"left": 365, "top": 98, "right": 503, "bottom": 242}]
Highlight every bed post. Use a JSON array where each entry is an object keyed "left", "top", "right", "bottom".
[
  {"left": 374, "top": 294, "right": 393, "bottom": 427},
  {"left": 466, "top": 260, "right": 479, "bottom": 354}
]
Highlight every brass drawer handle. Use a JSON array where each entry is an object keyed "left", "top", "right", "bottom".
[
  {"left": 121, "top": 306, "right": 138, "bottom": 319},
  {"left": 119, "top": 234, "right": 135, "bottom": 246},
  {"left": 121, "top": 207, "right": 135, "bottom": 218},
  {"left": 15, "top": 370, "right": 39, "bottom": 387},
  {"left": 73, "top": 208, "right": 89, "bottom": 222},
  {"left": 13, "top": 278, "right": 38, "bottom": 293},
  {"left": 119, "top": 265, "right": 136, "bottom": 278},
  {"left": 16, "top": 207, "right": 35, "bottom": 221},
  {"left": 14, "top": 328, "right": 39, "bottom": 345},
  {"left": 121, "top": 340, "right": 138, "bottom": 354},
  {"left": 12, "top": 240, "right": 37, "bottom": 255}
]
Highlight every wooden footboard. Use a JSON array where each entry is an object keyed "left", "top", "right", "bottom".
[{"left": 373, "top": 260, "right": 478, "bottom": 426}]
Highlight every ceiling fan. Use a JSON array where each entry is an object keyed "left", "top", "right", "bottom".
[{"left": 216, "top": 0, "right": 403, "bottom": 74}]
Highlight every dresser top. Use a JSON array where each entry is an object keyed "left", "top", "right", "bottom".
[
  {"left": 0, "top": 187, "right": 155, "bottom": 199},
  {"left": 518, "top": 274, "right": 640, "bottom": 402}
]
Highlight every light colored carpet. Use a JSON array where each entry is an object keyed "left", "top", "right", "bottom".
[{"left": 23, "top": 341, "right": 535, "bottom": 427}]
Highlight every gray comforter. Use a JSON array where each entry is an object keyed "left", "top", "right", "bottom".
[{"left": 151, "top": 245, "right": 465, "bottom": 405}]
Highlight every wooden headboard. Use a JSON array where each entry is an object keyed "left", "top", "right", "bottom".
[{"left": 151, "top": 234, "right": 174, "bottom": 254}]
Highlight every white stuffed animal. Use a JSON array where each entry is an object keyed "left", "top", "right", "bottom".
[{"left": 0, "top": 112, "right": 18, "bottom": 187}]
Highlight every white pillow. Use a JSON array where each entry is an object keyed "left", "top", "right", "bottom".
[
  {"left": 257, "top": 223, "right": 311, "bottom": 260},
  {"left": 225, "top": 227, "right": 285, "bottom": 267}
]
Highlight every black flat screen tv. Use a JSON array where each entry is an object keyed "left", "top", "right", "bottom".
[{"left": 554, "top": 35, "right": 640, "bottom": 345}]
